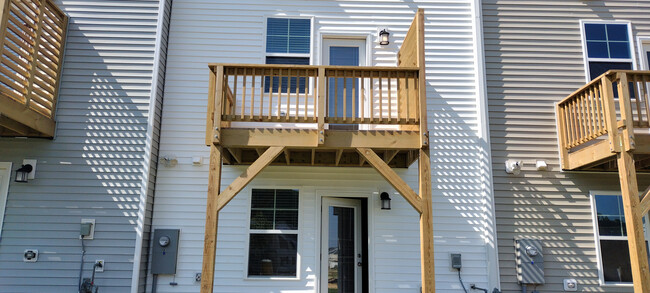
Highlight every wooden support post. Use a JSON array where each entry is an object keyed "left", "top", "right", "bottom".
[
  {"left": 616, "top": 150, "right": 650, "bottom": 292},
  {"left": 617, "top": 72, "right": 635, "bottom": 150},
  {"left": 357, "top": 147, "right": 422, "bottom": 214},
  {"left": 602, "top": 75, "right": 620, "bottom": 152},
  {"left": 200, "top": 145, "right": 223, "bottom": 293},
  {"left": 419, "top": 147, "right": 435, "bottom": 293}
]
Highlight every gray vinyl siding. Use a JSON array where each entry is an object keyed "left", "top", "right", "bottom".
[
  {"left": 0, "top": 1, "right": 163, "bottom": 292},
  {"left": 153, "top": 1, "right": 495, "bottom": 292},
  {"left": 482, "top": 1, "right": 650, "bottom": 292}
]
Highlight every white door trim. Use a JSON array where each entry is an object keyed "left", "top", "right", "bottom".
[
  {"left": 320, "top": 197, "right": 363, "bottom": 293},
  {"left": 637, "top": 36, "right": 650, "bottom": 70},
  {"left": 0, "top": 162, "right": 12, "bottom": 238}
]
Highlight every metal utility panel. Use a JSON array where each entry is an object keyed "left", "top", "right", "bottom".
[
  {"left": 515, "top": 239, "right": 544, "bottom": 284},
  {"left": 151, "top": 229, "right": 180, "bottom": 275}
]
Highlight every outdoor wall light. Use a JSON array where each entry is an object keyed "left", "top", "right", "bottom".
[
  {"left": 380, "top": 192, "right": 391, "bottom": 210},
  {"left": 379, "top": 29, "right": 390, "bottom": 45},
  {"left": 14, "top": 164, "right": 33, "bottom": 183}
]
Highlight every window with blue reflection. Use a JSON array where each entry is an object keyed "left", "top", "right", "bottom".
[
  {"left": 266, "top": 18, "right": 310, "bottom": 54},
  {"left": 585, "top": 23, "right": 631, "bottom": 59}
]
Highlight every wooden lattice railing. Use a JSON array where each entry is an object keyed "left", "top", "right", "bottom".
[
  {"left": 556, "top": 70, "right": 650, "bottom": 165},
  {"left": 206, "top": 64, "right": 422, "bottom": 142},
  {"left": 0, "top": 0, "right": 67, "bottom": 137}
]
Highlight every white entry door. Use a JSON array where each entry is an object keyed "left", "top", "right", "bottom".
[
  {"left": 0, "top": 162, "right": 12, "bottom": 237},
  {"left": 320, "top": 197, "right": 363, "bottom": 293}
]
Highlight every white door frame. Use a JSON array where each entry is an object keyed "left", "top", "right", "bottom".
[
  {"left": 320, "top": 197, "right": 363, "bottom": 293},
  {"left": 322, "top": 38, "right": 371, "bottom": 128},
  {"left": 637, "top": 36, "right": 650, "bottom": 70},
  {"left": 0, "top": 162, "right": 12, "bottom": 238}
]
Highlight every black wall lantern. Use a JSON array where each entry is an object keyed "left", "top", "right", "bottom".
[
  {"left": 379, "top": 29, "right": 390, "bottom": 45},
  {"left": 15, "top": 164, "right": 33, "bottom": 183},
  {"left": 380, "top": 192, "right": 391, "bottom": 210}
]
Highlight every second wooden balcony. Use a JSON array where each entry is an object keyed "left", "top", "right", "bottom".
[
  {"left": 205, "top": 64, "right": 427, "bottom": 168},
  {"left": 556, "top": 70, "right": 650, "bottom": 171}
]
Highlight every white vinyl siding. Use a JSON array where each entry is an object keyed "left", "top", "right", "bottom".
[
  {"left": 152, "top": 0, "right": 494, "bottom": 292},
  {"left": 482, "top": 1, "right": 650, "bottom": 292},
  {"left": 0, "top": 1, "right": 165, "bottom": 292}
]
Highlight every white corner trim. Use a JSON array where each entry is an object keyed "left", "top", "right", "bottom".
[
  {"left": 471, "top": 0, "right": 501, "bottom": 289},
  {"left": 131, "top": 0, "right": 171, "bottom": 292},
  {"left": 0, "top": 162, "right": 12, "bottom": 239}
]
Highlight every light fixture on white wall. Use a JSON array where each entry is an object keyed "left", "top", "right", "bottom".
[
  {"left": 380, "top": 192, "right": 391, "bottom": 210},
  {"left": 14, "top": 164, "right": 33, "bottom": 182},
  {"left": 379, "top": 29, "right": 390, "bottom": 45},
  {"left": 505, "top": 160, "right": 522, "bottom": 175}
]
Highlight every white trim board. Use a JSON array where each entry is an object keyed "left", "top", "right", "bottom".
[{"left": 0, "top": 162, "right": 12, "bottom": 239}]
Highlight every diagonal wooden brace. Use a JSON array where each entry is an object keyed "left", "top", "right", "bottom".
[{"left": 357, "top": 147, "right": 423, "bottom": 214}]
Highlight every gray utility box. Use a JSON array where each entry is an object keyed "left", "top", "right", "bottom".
[
  {"left": 515, "top": 239, "right": 544, "bottom": 284},
  {"left": 151, "top": 229, "right": 180, "bottom": 275}
]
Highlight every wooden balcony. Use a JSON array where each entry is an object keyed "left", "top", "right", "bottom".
[
  {"left": 0, "top": 0, "right": 68, "bottom": 138},
  {"left": 556, "top": 70, "right": 650, "bottom": 171},
  {"left": 205, "top": 63, "right": 427, "bottom": 168}
]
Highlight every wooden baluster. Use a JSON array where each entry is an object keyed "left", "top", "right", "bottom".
[
  {"left": 313, "top": 74, "right": 318, "bottom": 118},
  {"left": 406, "top": 73, "right": 410, "bottom": 121},
  {"left": 415, "top": 75, "right": 420, "bottom": 123},
  {"left": 334, "top": 73, "right": 339, "bottom": 118},
  {"left": 632, "top": 74, "right": 641, "bottom": 126},
  {"left": 370, "top": 76, "right": 375, "bottom": 119},
  {"left": 580, "top": 93, "right": 588, "bottom": 142},
  {"left": 251, "top": 69, "right": 256, "bottom": 117},
  {"left": 563, "top": 103, "right": 572, "bottom": 148},
  {"left": 259, "top": 70, "right": 264, "bottom": 118},
  {"left": 641, "top": 74, "right": 650, "bottom": 127},
  {"left": 268, "top": 69, "right": 273, "bottom": 119},
  {"left": 395, "top": 72, "right": 404, "bottom": 123},
  {"left": 352, "top": 70, "right": 356, "bottom": 120},
  {"left": 343, "top": 71, "right": 347, "bottom": 121},
  {"left": 231, "top": 73, "right": 239, "bottom": 117},
  {"left": 379, "top": 77, "right": 383, "bottom": 119},
  {"left": 287, "top": 69, "right": 292, "bottom": 118},
  {"left": 388, "top": 73, "right": 393, "bottom": 119},
  {"left": 277, "top": 69, "right": 283, "bottom": 118},
  {"left": 570, "top": 99, "right": 578, "bottom": 146},
  {"left": 360, "top": 72, "right": 365, "bottom": 119},
  {"left": 587, "top": 87, "right": 595, "bottom": 138},
  {"left": 595, "top": 84, "right": 604, "bottom": 135},
  {"left": 241, "top": 71, "right": 247, "bottom": 120}
]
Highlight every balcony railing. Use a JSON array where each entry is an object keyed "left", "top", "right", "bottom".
[
  {"left": 0, "top": 0, "right": 67, "bottom": 137},
  {"left": 206, "top": 63, "right": 422, "bottom": 140},
  {"left": 556, "top": 70, "right": 650, "bottom": 169}
]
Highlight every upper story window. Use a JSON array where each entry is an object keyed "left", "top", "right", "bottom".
[
  {"left": 582, "top": 22, "right": 634, "bottom": 80},
  {"left": 592, "top": 194, "right": 649, "bottom": 284},
  {"left": 247, "top": 189, "right": 299, "bottom": 277},
  {"left": 265, "top": 18, "right": 311, "bottom": 93}
]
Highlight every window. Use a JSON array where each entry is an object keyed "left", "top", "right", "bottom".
[
  {"left": 265, "top": 18, "right": 311, "bottom": 93},
  {"left": 592, "top": 194, "right": 649, "bottom": 283},
  {"left": 582, "top": 22, "right": 634, "bottom": 80},
  {"left": 248, "top": 189, "right": 299, "bottom": 277}
]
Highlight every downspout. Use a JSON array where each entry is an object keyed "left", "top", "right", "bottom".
[
  {"left": 130, "top": 0, "right": 172, "bottom": 292},
  {"left": 470, "top": 0, "right": 501, "bottom": 289}
]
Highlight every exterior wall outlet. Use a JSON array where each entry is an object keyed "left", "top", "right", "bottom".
[
  {"left": 23, "top": 249, "right": 38, "bottom": 262},
  {"left": 95, "top": 260, "right": 104, "bottom": 272},
  {"left": 563, "top": 278, "right": 577, "bottom": 291},
  {"left": 80, "top": 219, "right": 96, "bottom": 239},
  {"left": 23, "top": 159, "right": 37, "bottom": 179},
  {"left": 450, "top": 253, "right": 462, "bottom": 269}
]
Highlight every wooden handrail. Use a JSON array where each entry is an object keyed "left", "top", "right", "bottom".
[{"left": 206, "top": 63, "right": 421, "bottom": 138}]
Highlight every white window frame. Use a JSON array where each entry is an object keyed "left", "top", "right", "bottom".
[
  {"left": 0, "top": 162, "right": 11, "bottom": 238},
  {"left": 579, "top": 20, "right": 637, "bottom": 82},
  {"left": 262, "top": 16, "right": 314, "bottom": 63},
  {"left": 590, "top": 191, "right": 650, "bottom": 286},
  {"left": 244, "top": 187, "right": 301, "bottom": 280}
]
